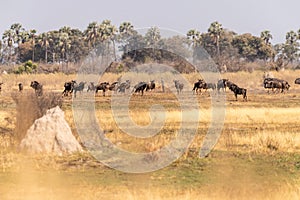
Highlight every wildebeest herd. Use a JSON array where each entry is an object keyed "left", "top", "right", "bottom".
[{"left": 3, "top": 75, "right": 299, "bottom": 101}]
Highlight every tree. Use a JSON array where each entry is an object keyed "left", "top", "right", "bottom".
[
  {"left": 260, "top": 30, "right": 273, "bottom": 45},
  {"left": 161, "top": 35, "right": 191, "bottom": 59},
  {"left": 208, "top": 21, "right": 223, "bottom": 57},
  {"left": 28, "top": 29, "right": 37, "bottom": 61},
  {"left": 38, "top": 32, "right": 51, "bottom": 63},
  {"left": 119, "top": 22, "right": 134, "bottom": 36},
  {"left": 232, "top": 33, "right": 274, "bottom": 62},
  {"left": 186, "top": 29, "right": 201, "bottom": 48},
  {"left": 2, "top": 29, "right": 14, "bottom": 63},
  {"left": 281, "top": 30, "right": 299, "bottom": 64},
  {"left": 187, "top": 29, "right": 203, "bottom": 61},
  {"left": 145, "top": 26, "right": 161, "bottom": 48},
  {"left": 98, "top": 20, "right": 118, "bottom": 60},
  {"left": 84, "top": 22, "right": 99, "bottom": 50},
  {"left": 118, "top": 21, "right": 136, "bottom": 54}
]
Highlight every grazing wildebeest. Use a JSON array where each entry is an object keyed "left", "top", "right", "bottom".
[
  {"left": 117, "top": 80, "right": 131, "bottom": 93},
  {"left": 146, "top": 80, "right": 155, "bottom": 92},
  {"left": 192, "top": 79, "right": 205, "bottom": 94},
  {"left": 30, "top": 81, "right": 43, "bottom": 96},
  {"left": 295, "top": 78, "right": 300, "bottom": 85},
  {"left": 73, "top": 81, "right": 86, "bottom": 97},
  {"left": 217, "top": 79, "right": 228, "bottom": 92},
  {"left": 264, "top": 78, "right": 290, "bottom": 93},
  {"left": 18, "top": 83, "right": 23, "bottom": 92},
  {"left": 0, "top": 82, "right": 3, "bottom": 93},
  {"left": 108, "top": 81, "right": 119, "bottom": 92},
  {"left": 87, "top": 82, "right": 96, "bottom": 92},
  {"left": 62, "top": 80, "right": 76, "bottom": 96},
  {"left": 95, "top": 82, "right": 109, "bottom": 96},
  {"left": 229, "top": 84, "right": 247, "bottom": 101},
  {"left": 133, "top": 82, "right": 147, "bottom": 96},
  {"left": 174, "top": 80, "right": 184, "bottom": 94}
]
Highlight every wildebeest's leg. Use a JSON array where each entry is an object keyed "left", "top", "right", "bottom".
[
  {"left": 235, "top": 93, "right": 238, "bottom": 101},
  {"left": 244, "top": 90, "right": 247, "bottom": 101},
  {"left": 103, "top": 89, "right": 105, "bottom": 96}
]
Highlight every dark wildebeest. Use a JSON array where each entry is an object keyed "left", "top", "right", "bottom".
[
  {"left": 18, "top": 83, "right": 23, "bottom": 92},
  {"left": 192, "top": 79, "right": 205, "bottom": 94},
  {"left": 229, "top": 84, "right": 247, "bottom": 101},
  {"left": 108, "top": 81, "right": 119, "bottom": 92},
  {"left": 87, "top": 82, "right": 96, "bottom": 92},
  {"left": 62, "top": 80, "right": 76, "bottom": 96},
  {"left": 73, "top": 81, "right": 86, "bottom": 97},
  {"left": 117, "top": 80, "right": 131, "bottom": 93},
  {"left": 30, "top": 81, "right": 43, "bottom": 96},
  {"left": 217, "top": 79, "right": 228, "bottom": 92},
  {"left": 95, "top": 82, "right": 109, "bottom": 96},
  {"left": 0, "top": 82, "right": 3, "bottom": 93},
  {"left": 146, "top": 80, "right": 155, "bottom": 92},
  {"left": 174, "top": 80, "right": 184, "bottom": 94},
  {"left": 295, "top": 78, "right": 300, "bottom": 85},
  {"left": 133, "top": 82, "right": 147, "bottom": 96},
  {"left": 264, "top": 78, "right": 290, "bottom": 93}
]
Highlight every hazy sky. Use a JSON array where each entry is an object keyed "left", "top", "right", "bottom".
[{"left": 1, "top": 0, "right": 299, "bottom": 44}]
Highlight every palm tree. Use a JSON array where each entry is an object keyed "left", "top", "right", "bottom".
[
  {"left": 286, "top": 30, "right": 298, "bottom": 44},
  {"left": 98, "top": 20, "right": 118, "bottom": 60},
  {"left": 28, "top": 29, "right": 37, "bottom": 61},
  {"left": 10, "top": 23, "right": 25, "bottom": 46},
  {"left": 187, "top": 29, "right": 201, "bottom": 48},
  {"left": 2, "top": 29, "right": 14, "bottom": 63},
  {"left": 119, "top": 22, "right": 136, "bottom": 54},
  {"left": 208, "top": 21, "right": 223, "bottom": 57},
  {"left": 145, "top": 26, "right": 161, "bottom": 48},
  {"left": 260, "top": 30, "right": 273, "bottom": 45},
  {"left": 119, "top": 22, "right": 134, "bottom": 36},
  {"left": 58, "top": 32, "right": 71, "bottom": 62},
  {"left": 38, "top": 32, "right": 51, "bottom": 63},
  {"left": 84, "top": 22, "right": 99, "bottom": 50}
]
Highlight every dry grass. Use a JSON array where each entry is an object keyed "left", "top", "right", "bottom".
[{"left": 1, "top": 70, "right": 300, "bottom": 199}]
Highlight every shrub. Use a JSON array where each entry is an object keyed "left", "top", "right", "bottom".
[{"left": 14, "top": 60, "right": 38, "bottom": 74}]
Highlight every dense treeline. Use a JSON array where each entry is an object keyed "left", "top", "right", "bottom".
[{"left": 0, "top": 20, "right": 299, "bottom": 73}]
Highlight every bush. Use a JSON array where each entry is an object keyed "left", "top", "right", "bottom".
[{"left": 14, "top": 60, "right": 38, "bottom": 74}]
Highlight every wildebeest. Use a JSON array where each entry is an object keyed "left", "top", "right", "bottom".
[
  {"left": 62, "top": 80, "right": 76, "bottom": 96},
  {"left": 146, "top": 80, "right": 155, "bottom": 92},
  {"left": 174, "top": 80, "right": 184, "bottom": 94},
  {"left": 217, "top": 79, "right": 228, "bottom": 92},
  {"left": 73, "top": 81, "right": 86, "bottom": 97},
  {"left": 87, "top": 82, "right": 96, "bottom": 92},
  {"left": 117, "top": 80, "right": 130, "bottom": 93},
  {"left": 30, "top": 81, "right": 43, "bottom": 96},
  {"left": 192, "top": 79, "right": 205, "bottom": 94},
  {"left": 295, "top": 78, "right": 300, "bottom": 85},
  {"left": 133, "top": 82, "right": 147, "bottom": 96},
  {"left": 18, "top": 83, "right": 23, "bottom": 92},
  {"left": 264, "top": 78, "right": 290, "bottom": 93},
  {"left": 0, "top": 82, "right": 3, "bottom": 93},
  {"left": 203, "top": 83, "right": 217, "bottom": 90},
  {"left": 108, "top": 81, "right": 119, "bottom": 92},
  {"left": 95, "top": 82, "right": 109, "bottom": 96},
  {"left": 229, "top": 84, "right": 247, "bottom": 101}
]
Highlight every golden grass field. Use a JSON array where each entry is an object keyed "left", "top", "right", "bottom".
[{"left": 1, "top": 70, "right": 300, "bottom": 199}]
